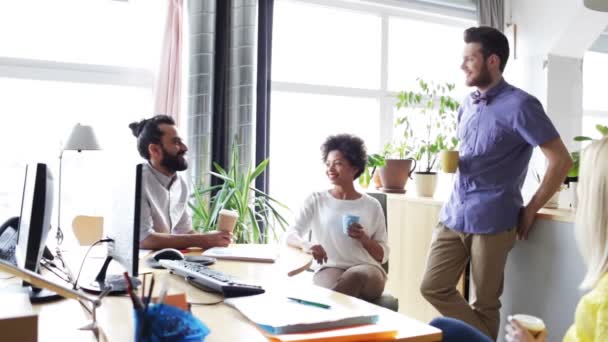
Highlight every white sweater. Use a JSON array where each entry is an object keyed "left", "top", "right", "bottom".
[{"left": 286, "top": 191, "right": 389, "bottom": 274}]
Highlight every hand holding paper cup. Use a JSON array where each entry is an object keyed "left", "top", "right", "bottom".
[
  {"left": 342, "top": 214, "right": 360, "bottom": 234},
  {"left": 217, "top": 209, "right": 239, "bottom": 233},
  {"left": 509, "top": 314, "right": 546, "bottom": 338}
]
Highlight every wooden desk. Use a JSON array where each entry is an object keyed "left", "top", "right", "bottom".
[{"left": 1, "top": 244, "right": 441, "bottom": 342}]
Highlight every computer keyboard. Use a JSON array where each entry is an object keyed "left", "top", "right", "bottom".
[{"left": 159, "top": 260, "right": 265, "bottom": 298}]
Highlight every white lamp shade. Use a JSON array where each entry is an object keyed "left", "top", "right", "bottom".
[
  {"left": 584, "top": 0, "right": 608, "bottom": 11},
  {"left": 63, "top": 124, "right": 101, "bottom": 151}
]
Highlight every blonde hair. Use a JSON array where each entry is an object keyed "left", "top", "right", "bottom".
[{"left": 575, "top": 138, "right": 608, "bottom": 290}]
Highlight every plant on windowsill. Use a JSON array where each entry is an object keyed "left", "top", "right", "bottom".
[
  {"left": 189, "top": 141, "right": 289, "bottom": 244},
  {"left": 359, "top": 153, "right": 386, "bottom": 189},
  {"left": 564, "top": 124, "right": 608, "bottom": 208},
  {"left": 394, "top": 78, "right": 459, "bottom": 197},
  {"left": 376, "top": 141, "right": 417, "bottom": 194},
  {"left": 568, "top": 124, "right": 608, "bottom": 182}
]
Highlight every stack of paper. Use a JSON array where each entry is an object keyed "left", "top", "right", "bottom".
[{"left": 224, "top": 293, "right": 391, "bottom": 337}]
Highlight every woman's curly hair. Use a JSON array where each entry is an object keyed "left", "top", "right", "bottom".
[{"left": 321, "top": 134, "right": 368, "bottom": 180}]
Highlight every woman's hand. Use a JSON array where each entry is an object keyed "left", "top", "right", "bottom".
[
  {"left": 347, "top": 223, "right": 369, "bottom": 242},
  {"left": 310, "top": 244, "right": 328, "bottom": 264},
  {"left": 505, "top": 319, "right": 547, "bottom": 342}
]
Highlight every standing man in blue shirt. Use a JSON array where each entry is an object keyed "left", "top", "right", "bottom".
[{"left": 420, "top": 26, "right": 572, "bottom": 340}]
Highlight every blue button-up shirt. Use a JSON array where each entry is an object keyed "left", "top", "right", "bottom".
[{"left": 440, "top": 79, "right": 559, "bottom": 234}]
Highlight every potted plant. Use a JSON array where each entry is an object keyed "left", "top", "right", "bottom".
[
  {"left": 565, "top": 124, "right": 608, "bottom": 208},
  {"left": 377, "top": 141, "right": 417, "bottom": 193},
  {"left": 189, "top": 142, "right": 289, "bottom": 244},
  {"left": 394, "top": 78, "right": 459, "bottom": 197},
  {"left": 358, "top": 153, "right": 386, "bottom": 189}
]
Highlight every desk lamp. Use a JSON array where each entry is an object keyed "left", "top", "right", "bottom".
[{"left": 57, "top": 124, "right": 101, "bottom": 246}]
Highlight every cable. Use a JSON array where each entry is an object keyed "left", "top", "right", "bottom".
[
  {"left": 73, "top": 238, "right": 114, "bottom": 290},
  {"left": 40, "top": 261, "right": 71, "bottom": 283}
]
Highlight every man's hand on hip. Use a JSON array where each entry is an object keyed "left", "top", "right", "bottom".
[{"left": 517, "top": 206, "right": 537, "bottom": 240}]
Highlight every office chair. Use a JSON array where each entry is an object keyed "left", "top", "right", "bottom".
[
  {"left": 72, "top": 215, "right": 104, "bottom": 246},
  {"left": 366, "top": 192, "right": 399, "bottom": 312}
]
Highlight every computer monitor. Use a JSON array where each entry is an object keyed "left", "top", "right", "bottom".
[
  {"left": 15, "top": 163, "right": 61, "bottom": 302},
  {"left": 81, "top": 163, "right": 142, "bottom": 293}
]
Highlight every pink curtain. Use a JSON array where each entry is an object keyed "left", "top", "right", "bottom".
[{"left": 155, "top": 0, "right": 183, "bottom": 125}]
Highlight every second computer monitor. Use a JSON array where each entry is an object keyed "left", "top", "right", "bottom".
[
  {"left": 82, "top": 163, "right": 142, "bottom": 293},
  {"left": 15, "top": 163, "right": 60, "bottom": 302},
  {"left": 107, "top": 162, "right": 142, "bottom": 277}
]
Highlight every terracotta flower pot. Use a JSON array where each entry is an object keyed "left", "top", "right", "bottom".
[
  {"left": 378, "top": 158, "right": 417, "bottom": 193},
  {"left": 372, "top": 169, "right": 382, "bottom": 189}
]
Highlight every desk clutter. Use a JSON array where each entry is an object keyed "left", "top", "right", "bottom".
[
  {"left": 225, "top": 292, "right": 398, "bottom": 341},
  {"left": 126, "top": 272, "right": 210, "bottom": 342}
]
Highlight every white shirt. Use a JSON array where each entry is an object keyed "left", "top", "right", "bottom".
[
  {"left": 139, "top": 163, "right": 192, "bottom": 242},
  {"left": 286, "top": 191, "right": 389, "bottom": 274}
]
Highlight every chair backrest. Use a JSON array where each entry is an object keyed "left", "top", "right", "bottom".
[
  {"left": 366, "top": 192, "right": 389, "bottom": 274},
  {"left": 72, "top": 215, "right": 104, "bottom": 246}
]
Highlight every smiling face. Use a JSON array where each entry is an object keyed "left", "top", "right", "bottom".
[
  {"left": 325, "top": 150, "right": 358, "bottom": 186},
  {"left": 461, "top": 42, "right": 494, "bottom": 89},
  {"left": 152, "top": 123, "right": 188, "bottom": 173}
]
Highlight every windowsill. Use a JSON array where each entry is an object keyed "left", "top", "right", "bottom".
[{"left": 381, "top": 192, "right": 575, "bottom": 223}]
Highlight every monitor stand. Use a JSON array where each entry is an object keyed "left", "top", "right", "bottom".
[
  {"left": 79, "top": 255, "right": 140, "bottom": 294},
  {"left": 27, "top": 285, "right": 62, "bottom": 303}
]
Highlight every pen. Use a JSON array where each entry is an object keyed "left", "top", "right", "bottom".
[{"left": 287, "top": 296, "right": 331, "bottom": 309}]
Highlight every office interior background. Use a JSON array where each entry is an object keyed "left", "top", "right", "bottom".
[{"left": 0, "top": 0, "right": 607, "bottom": 247}]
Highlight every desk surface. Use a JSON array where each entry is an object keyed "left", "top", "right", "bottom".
[{"left": 1, "top": 244, "right": 441, "bottom": 342}]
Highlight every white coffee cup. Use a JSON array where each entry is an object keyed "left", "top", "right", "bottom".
[
  {"left": 217, "top": 209, "right": 239, "bottom": 233},
  {"left": 509, "top": 314, "right": 546, "bottom": 337}
]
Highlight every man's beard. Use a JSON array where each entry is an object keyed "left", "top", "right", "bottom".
[
  {"left": 466, "top": 61, "right": 493, "bottom": 88},
  {"left": 160, "top": 146, "right": 188, "bottom": 172}
]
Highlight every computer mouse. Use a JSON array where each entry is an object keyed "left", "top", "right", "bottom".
[
  {"left": 153, "top": 248, "right": 185, "bottom": 261},
  {"left": 146, "top": 248, "right": 185, "bottom": 269}
]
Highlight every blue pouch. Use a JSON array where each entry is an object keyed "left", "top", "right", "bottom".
[{"left": 134, "top": 303, "right": 210, "bottom": 342}]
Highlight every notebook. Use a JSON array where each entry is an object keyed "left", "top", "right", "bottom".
[
  {"left": 202, "top": 246, "right": 279, "bottom": 263},
  {"left": 263, "top": 323, "right": 398, "bottom": 342},
  {"left": 224, "top": 292, "right": 379, "bottom": 334}
]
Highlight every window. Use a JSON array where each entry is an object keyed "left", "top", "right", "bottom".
[
  {"left": 582, "top": 51, "right": 608, "bottom": 139},
  {"left": 388, "top": 17, "right": 470, "bottom": 98},
  {"left": 270, "top": 0, "right": 474, "bottom": 218},
  {"left": 272, "top": 1, "right": 381, "bottom": 88},
  {"left": 0, "top": 0, "right": 165, "bottom": 247}
]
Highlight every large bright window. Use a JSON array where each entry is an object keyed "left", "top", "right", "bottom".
[
  {"left": 388, "top": 17, "right": 469, "bottom": 97},
  {"left": 0, "top": 0, "right": 165, "bottom": 247},
  {"left": 270, "top": 0, "right": 474, "bottom": 219},
  {"left": 582, "top": 51, "right": 608, "bottom": 138},
  {"left": 0, "top": 0, "right": 165, "bottom": 69},
  {"left": 272, "top": 1, "right": 381, "bottom": 88}
]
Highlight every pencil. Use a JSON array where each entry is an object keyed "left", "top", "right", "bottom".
[{"left": 287, "top": 296, "right": 331, "bottom": 309}]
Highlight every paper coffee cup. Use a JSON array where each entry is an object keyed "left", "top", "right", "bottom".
[
  {"left": 510, "top": 314, "right": 546, "bottom": 337},
  {"left": 217, "top": 209, "right": 239, "bottom": 233},
  {"left": 342, "top": 215, "right": 360, "bottom": 234}
]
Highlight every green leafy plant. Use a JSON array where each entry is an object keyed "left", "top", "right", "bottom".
[
  {"left": 394, "top": 78, "right": 459, "bottom": 173},
  {"left": 569, "top": 124, "right": 608, "bottom": 178},
  {"left": 359, "top": 153, "right": 386, "bottom": 188},
  {"left": 189, "top": 142, "right": 289, "bottom": 243}
]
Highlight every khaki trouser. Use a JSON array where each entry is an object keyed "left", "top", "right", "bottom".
[
  {"left": 313, "top": 265, "right": 386, "bottom": 301},
  {"left": 420, "top": 223, "right": 517, "bottom": 341}
]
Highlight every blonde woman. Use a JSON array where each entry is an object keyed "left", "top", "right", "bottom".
[
  {"left": 505, "top": 137, "right": 608, "bottom": 341},
  {"left": 430, "top": 138, "right": 608, "bottom": 341}
]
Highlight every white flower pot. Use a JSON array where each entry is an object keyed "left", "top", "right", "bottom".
[{"left": 414, "top": 172, "right": 437, "bottom": 197}]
